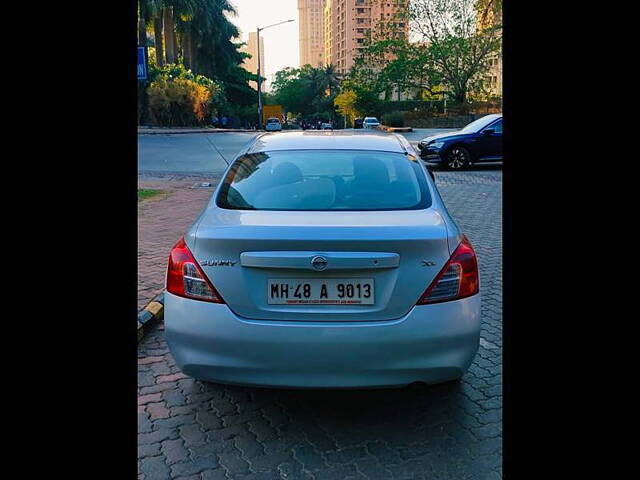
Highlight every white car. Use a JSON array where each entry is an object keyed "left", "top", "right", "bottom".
[
  {"left": 264, "top": 117, "right": 282, "bottom": 131},
  {"left": 165, "top": 132, "right": 480, "bottom": 388},
  {"left": 363, "top": 117, "right": 380, "bottom": 129},
  {"left": 321, "top": 122, "right": 333, "bottom": 130}
]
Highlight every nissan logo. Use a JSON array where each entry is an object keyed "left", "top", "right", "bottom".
[{"left": 311, "top": 255, "right": 328, "bottom": 271}]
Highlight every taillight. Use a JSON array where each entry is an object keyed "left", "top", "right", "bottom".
[
  {"left": 166, "top": 237, "right": 224, "bottom": 303},
  {"left": 417, "top": 235, "right": 479, "bottom": 305}
]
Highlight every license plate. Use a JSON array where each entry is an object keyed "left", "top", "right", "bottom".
[{"left": 268, "top": 278, "right": 375, "bottom": 305}]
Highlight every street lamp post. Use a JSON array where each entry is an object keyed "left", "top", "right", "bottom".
[{"left": 256, "top": 19, "right": 294, "bottom": 130}]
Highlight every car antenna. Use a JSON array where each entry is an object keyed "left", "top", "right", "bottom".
[{"left": 204, "top": 135, "right": 230, "bottom": 166}]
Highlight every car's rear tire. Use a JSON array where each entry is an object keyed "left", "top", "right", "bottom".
[{"left": 445, "top": 146, "right": 471, "bottom": 170}]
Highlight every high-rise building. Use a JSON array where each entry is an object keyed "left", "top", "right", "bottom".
[
  {"left": 298, "top": 0, "right": 325, "bottom": 68},
  {"left": 240, "top": 31, "right": 265, "bottom": 92},
  {"left": 476, "top": 1, "right": 502, "bottom": 97},
  {"left": 323, "top": 0, "right": 408, "bottom": 75}
]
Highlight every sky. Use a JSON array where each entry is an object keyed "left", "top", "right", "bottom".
[{"left": 229, "top": 0, "right": 300, "bottom": 88}]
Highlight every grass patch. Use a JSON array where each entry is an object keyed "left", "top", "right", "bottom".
[{"left": 138, "top": 188, "right": 165, "bottom": 202}]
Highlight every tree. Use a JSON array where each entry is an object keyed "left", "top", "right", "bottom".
[
  {"left": 334, "top": 90, "right": 360, "bottom": 125},
  {"left": 270, "top": 65, "right": 342, "bottom": 123},
  {"left": 137, "top": 0, "right": 244, "bottom": 80},
  {"left": 352, "top": 86, "right": 383, "bottom": 118},
  {"left": 139, "top": 0, "right": 259, "bottom": 125},
  {"left": 138, "top": 0, "right": 163, "bottom": 63},
  {"left": 350, "top": 0, "right": 501, "bottom": 105},
  {"left": 407, "top": 0, "right": 501, "bottom": 103},
  {"left": 271, "top": 67, "right": 314, "bottom": 118},
  {"left": 320, "top": 64, "right": 340, "bottom": 97},
  {"left": 476, "top": 0, "right": 503, "bottom": 29}
]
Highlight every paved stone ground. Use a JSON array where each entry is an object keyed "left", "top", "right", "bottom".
[
  {"left": 138, "top": 174, "right": 218, "bottom": 310},
  {"left": 138, "top": 170, "right": 502, "bottom": 479}
]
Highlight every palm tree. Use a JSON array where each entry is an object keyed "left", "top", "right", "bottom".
[
  {"left": 138, "top": 0, "right": 161, "bottom": 46},
  {"left": 182, "top": 0, "right": 242, "bottom": 80},
  {"left": 153, "top": 15, "right": 165, "bottom": 65},
  {"left": 138, "top": 0, "right": 250, "bottom": 92},
  {"left": 138, "top": 0, "right": 198, "bottom": 67},
  {"left": 322, "top": 64, "right": 340, "bottom": 96},
  {"left": 138, "top": 0, "right": 165, "bottom": 65}
]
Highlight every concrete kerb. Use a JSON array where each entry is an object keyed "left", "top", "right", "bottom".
[
  {"left": 138, "top": 293, "right": 165, "bottom": 343},
  {"left": 378, "top": 125, "right": 414, "bottom": 133}
]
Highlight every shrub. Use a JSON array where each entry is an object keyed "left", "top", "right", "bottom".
[
  {"left": 383, "top": 111, "right": 405, "bottom": 127},
  {"left": 147, "top": 76, "right": 212, "bottom": 126},
  {"left": 403, "top": 114, "right": 476, "bottom": 128},
  {"left": 142, "top": 63, "right": 224, "bottom": 127}
]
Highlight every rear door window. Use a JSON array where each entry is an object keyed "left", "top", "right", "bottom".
[
  {"left": 489, "top": 119, "right": 502, "bottom": 133},
  {"left": 217, "top": 150, "right": 432, "bottom": 211}
]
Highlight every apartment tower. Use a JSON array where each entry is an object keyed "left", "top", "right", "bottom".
[
  {"left": 323, "top": 0, "right": 407, "bottom": 75},
  {"left": 240, "top": 31, "right": 265, "bottom": 92},
  {"left": 298, "top": 0, "right": 325, "bottom": 68},
  {"left": 477, "top": 1, "right": 502, "bottom": 97}
]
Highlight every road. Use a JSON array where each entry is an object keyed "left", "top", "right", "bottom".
[
  {"left": 137, "top": 129, "right": 462, "bottom": 177},
  {"left": 138, "top": 132, "right": 258, "bottom": 176}
]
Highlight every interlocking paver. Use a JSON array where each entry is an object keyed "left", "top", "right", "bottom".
[
  {"left": 138, "top": 175, "right": 217, "bottom": 310},
  {"left": 137, "top": 168, "right": 503, "bottom": 479}
]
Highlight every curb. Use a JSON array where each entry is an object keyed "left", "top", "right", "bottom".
[
  {"left": 138, "top": 128, "right": 259, "bottom": 135},
  {"left": 138, "top": 293, "right": 165, "bottom": 343},
  {"left": 379, "top": 125, "right": 414, "bottom": 133}
]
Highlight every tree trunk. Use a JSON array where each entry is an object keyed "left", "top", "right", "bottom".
[
  {"left": 138, "top": 17, "right": 147, "bottom": 46},
  {"left": 183, "top": 30, "right": 191, "bottom": 70},
  {"left": 172, "top": 25, "right": 179, "bottom": 64},
  {"left": 453, "top": 86, "right": 466, "bottom": 105},
  {"left": 163, "top": 8, "right": 176, "bottom": 64},
  {"left": 154, "top": 17, "right": 164, "bottom": 66}
]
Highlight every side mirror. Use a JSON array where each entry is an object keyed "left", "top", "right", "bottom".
[{"left": 483, "top": 128, "right": 495, "bottom": 135}]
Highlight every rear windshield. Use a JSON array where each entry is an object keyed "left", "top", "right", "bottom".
[
  {"left": 460, "top": 115, "right": 500, "bottom": 133},
  {"left": 216, "top": 150, "right": 432, "bottom": 211}
]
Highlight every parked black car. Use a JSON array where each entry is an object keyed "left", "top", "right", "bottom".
[
  {"left": 353, "top": 118, "right": 364, "bottom": 129},
  {"left": 417, "top": 114, "right": 502, "bottom": 170}
]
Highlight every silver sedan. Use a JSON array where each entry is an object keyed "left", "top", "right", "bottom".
[{"left": 165, "top": 131, "right": 481, "bottom": 388}]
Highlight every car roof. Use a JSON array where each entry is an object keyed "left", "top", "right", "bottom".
[{"left": 248, "top": 131, "right": 406, "bottom": 154}]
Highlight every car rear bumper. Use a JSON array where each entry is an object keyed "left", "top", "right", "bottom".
[{"left": 165, "top": 292, "right": 480, "bottom": 388}]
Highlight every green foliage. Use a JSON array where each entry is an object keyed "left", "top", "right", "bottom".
[
  {"left": 349, "top": 0, "right": 502, "bottom": 105},
  {"left": 382, "top": 111, "right": 406, "bottom": 127},
  {"left": 138, "top": 0, "right": 258, "bottom": 124},
  {"left": 148, "top": 62, "right": 217, "bottom": 89},
  {"left": 334, "top": 90, "right": 360, "bottom": 125},
  {"left": 146, "top": 65, "right": 219, "bottom": 126},
  {"left": 271, "top": 65, "right": 341, "bottom": 124},
  {"left": 402, "top": 113, "right": 476, "bottom": 128},
  {"left": 352, "top": 87, "right": 383, "bottom": 119},
  {"left": 138, "top": 188, "right": 165, "bottom": 202}
]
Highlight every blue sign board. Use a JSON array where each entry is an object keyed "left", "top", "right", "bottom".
[{"left": 137, "top": 46, "right": 148, "bottom": 80}]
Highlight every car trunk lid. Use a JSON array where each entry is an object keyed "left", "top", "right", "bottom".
[{"left": 191, "top": 208, "right": 450, "bottom": 322}]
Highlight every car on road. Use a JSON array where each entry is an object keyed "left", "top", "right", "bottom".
[
  {"left": 264, "top": 117, "right": 282, "bottom": 132},
  {"left": 320, "top": 122, "right": 333, "bottom": 130},
  {"left": 165, "top": 131, "right": 481, "bottom": 388},
  {"left": 363, "top": 117, "right": 380, "bottom": 129},
  {"left": 417, "top": 113, "right": 503, "bottom": 170},
  {"left": 353, "top": 118, "right": 364, "bottom": 129}
]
